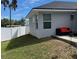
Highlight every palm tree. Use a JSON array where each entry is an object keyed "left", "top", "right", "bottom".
[
  {"left": 1, "top": 0, "right": 9, "bottom": 10},
  {"left": 1, "top": 0, "right": 17, "bottom": 27},
  {"left": 1, "top": 0, "right": 17, "bottom": 10},
  {"left": 1, "top": 0, "right": 17, "bottom": 39}
]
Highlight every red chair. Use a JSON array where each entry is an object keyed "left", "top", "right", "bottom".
[
  {"left": 56, "top": 27, "right": 71, "bottom": 35},
  {"left": 60, "top": 27, "right": 71, "bottom": 32}
]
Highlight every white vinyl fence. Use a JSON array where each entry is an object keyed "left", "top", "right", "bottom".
[{"left": 1, "top": 26, "right": 29, "bottom": 41}]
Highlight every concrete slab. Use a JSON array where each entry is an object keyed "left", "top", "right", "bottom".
[{"left": 56, "top": 36, "right": 77, "bottom": 43}]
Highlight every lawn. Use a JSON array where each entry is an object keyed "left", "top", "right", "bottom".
[{"left": 1, "top": 34, "right": 77, "bottom": 59}]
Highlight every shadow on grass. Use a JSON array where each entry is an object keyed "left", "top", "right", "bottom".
[
  {"left": 6, "top": 34, "right": 77, "bottom": 51},
  {"left": 6, "top": 34, "right": 52, "bottom": 50},
  {"left": 51, "top": 36, "right": 77, "bottom": 48}
]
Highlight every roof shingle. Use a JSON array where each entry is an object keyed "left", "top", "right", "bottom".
[{"left": 34, "top": 1, "right": 77, "bottom": 10}]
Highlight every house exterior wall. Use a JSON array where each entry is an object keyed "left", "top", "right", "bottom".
[
  {"left": 37, "top": 12, "right": 71, "bottom": 38},
  {"left": 29, "top": 15, "right": 40, "bottom": 38},
  {"left": 29, "top": 12, "right": 77, "bottom": 38},
  {"left": 71, "top": 14, "right": 77, "bottom": 33}
]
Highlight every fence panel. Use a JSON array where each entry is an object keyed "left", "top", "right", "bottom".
[{"left": 1, "top": 26, "right": 29, "bottom": 41}]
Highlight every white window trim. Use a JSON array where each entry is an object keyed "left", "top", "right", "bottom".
[{"left": 43, "top": 14, "right": 51, "bottom": 29}]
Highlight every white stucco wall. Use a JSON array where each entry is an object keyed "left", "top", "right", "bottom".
[{"left": 29, "top": 12, "right": 77, "bottom": 38}]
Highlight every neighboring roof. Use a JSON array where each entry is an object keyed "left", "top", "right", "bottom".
[{"left": 33, "top": 1, "right": 77, "bottom": 10}]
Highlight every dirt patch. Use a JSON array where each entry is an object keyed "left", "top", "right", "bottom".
[{"left": 43, "top": 37, "right": 77, "bottom": 59}]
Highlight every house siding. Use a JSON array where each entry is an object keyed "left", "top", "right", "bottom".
[
  {"left": 29, "top": 12, "right": 77, "bottom": 38},
  {"left": 71, "top": 14, "right": 77, "bottom": 33},
  {"left": 29, "top": 15, "right": 41, "bottom": 38}
]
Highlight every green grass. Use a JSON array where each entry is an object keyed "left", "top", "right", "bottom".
[{"left": 1, "top": 34, "right": 77, "bottom": 59}]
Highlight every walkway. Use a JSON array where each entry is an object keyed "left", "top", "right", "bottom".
[{"left": 56, "top": 36, "right": 77, "bottom": 43}]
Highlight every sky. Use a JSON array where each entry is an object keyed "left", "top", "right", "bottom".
[{"left": 1, "top": 0, "right": 77, "bottom": 20}]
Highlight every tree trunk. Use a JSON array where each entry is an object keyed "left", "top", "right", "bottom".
[{"left": 10, "top": 7, "right": 11, "bottom": 27}]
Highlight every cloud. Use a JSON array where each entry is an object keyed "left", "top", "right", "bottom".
[
  {"left": 11, "top": 13, "right": 23, "bottom": 20},
  {"left": 14, "top": 0, "right": 31, "bottom": 13},
  {"left": 30, "top": 0, "right": 40, "bottom": 3},
  {"left": 16, "top": 7, "right": 29, "bottom": 11},
  {"left": 14, "top": 13, "right": 22, "bottom": 17},
  {"left": 1, "top": 15, "right": 9, "bottom": 19},
  {"left": 23, "top": 0, "right": 40, "bottom": 4},
  {"left": 16, "top": 0, "right": 40, "bottom": 11}
]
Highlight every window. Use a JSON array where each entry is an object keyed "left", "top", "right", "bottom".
[
  {"left": 43, "top": 14, "right": 51, "bottom": 29},
  {"left": 35, "top": 15, "right": 38, "bottom": 29}
]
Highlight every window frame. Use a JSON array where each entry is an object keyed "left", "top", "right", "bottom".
[{"left": 43, "top": 14, "right": 51, "bottom": 29}]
